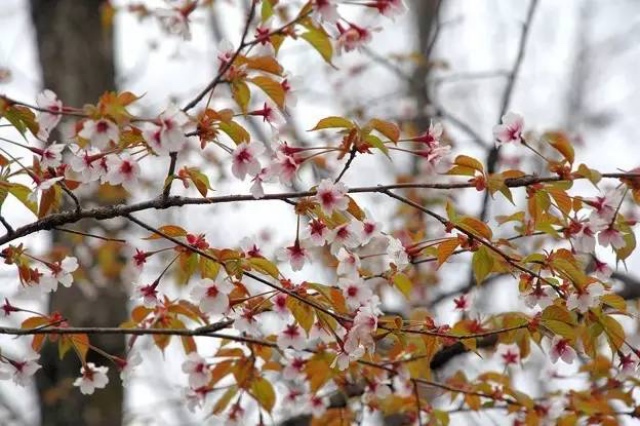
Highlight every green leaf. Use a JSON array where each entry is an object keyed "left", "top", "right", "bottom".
[
  {"left": 219, "top": 120, "right": 250, "bottom": 145},
  {"left": 248, "top": 257, "right": 280, "bottom": 279},
  {"left": 311, "top": 116, "right": 353, "bottom": 131},
  {"left": 7, "top": 183, "right": 37, "bottom": 215},
  {"left": 250, "top": 377, "right": 276, "bottom": 413},
  {"left": 231, "top": 80, "right": 251, "bottom": 114},
  {"left": 301, "top": 26, "right": 333, "bottom": 64},
  {"left": 472, "top": 246, "right": 494, "bottom": 284},
  {"left": 248, "top": 76, "right": 286, "bottom": 109},
  {"left": 392, "top": 272, "right": 412, "bottom": 298}
]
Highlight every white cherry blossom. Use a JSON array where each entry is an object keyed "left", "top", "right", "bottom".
[{"left": 73, "top": 363, "right": 109, "bottom": 395}]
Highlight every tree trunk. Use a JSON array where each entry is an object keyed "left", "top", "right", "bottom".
[{"left": 30, "top": 1, "right": 127, "bottom": 425}]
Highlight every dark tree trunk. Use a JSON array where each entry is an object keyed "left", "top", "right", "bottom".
[{"left": 30, "top": 1, "right": 127, "bottom": 425}]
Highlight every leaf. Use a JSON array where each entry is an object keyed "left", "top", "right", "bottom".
[
  {"left": 213, "top": 386, "right": 238, "bottom": 414},
  {"left": 143, "top": 225, "right": 187, "bottom": 240},
  {"left": 286, "top": 297, "right": 315, "bottom": 333},
  {"left": 181, "top": 336, "right": 197, "bottom": 354},
  {"left": 301, "top": 26, "right": 333, "bottom": 64},
  {"left": 248, "top": 76, "right": 286, "bottom": 109},
  {"left": 231, "top": 80, "right": 251, "bottom": 114},
  {"left": 250, "top": 376, "right": 276, "bottom": 413},
  {"left": 600, "top": 293, "right": 627, "bottom": 312},
  {"left": 242, "top": 55, "right": 283, "bottom": 75},
  {"left": 363, "top": 133, "right": 389, "bottom": 157},
  {"left": 436, "top": 238, "right": 460, "bottom": 267},
  {"left": 71, "top": 334, "right": 90, "bottom": 362},
  {"left": 600, "top": 315, "right": 625, "bottom": 352},
  {"left": 219, "top": 120, "right": 251, "bottom": 145},
  {"left": 472, "top": 246, "right": 494, "bottom": 284},
  {"left": 367, "top": 118, "right": 400, "bottom": 143},
  {"left": 199, "top": 256, "right": 220, "bottom": 280},
  {"left": 185, "top": 168, "right": 213, "bottom": 197},
  {"left": 453, "top": 155, "right": 484, "bottom": 174},
  {"left": 248, "top": 257, "right": 280, "bottom": 279},
  {"left": 8, "top": 183, "right": 37, "bottom": 215},
  {"left": 392, "top": 272, "right": 412, "bottom": 298},
  {"left": 459, "top": 216, "right": 493, "bottom": 240},
  {"left": 346, "top": 196, "right": 365, "bottom": 220},
  {"left": 545, "top": 131, "right": 574, "bottom": 164},
  {"left": 311, "top": 116, "right": 353, "bottom": 131}
]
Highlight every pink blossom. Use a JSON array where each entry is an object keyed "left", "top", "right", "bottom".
[
  {"left": 119, "top": 351, "right": 142, "bottom": 387},
  {"left": 618, "top": 353, "right": 638, "bottom": 377},
  {"left": 598, "top": 226, "right": 626, "bottom": 250},
  {"left": 277, "top": 324, "right": 306, "bottom": 351},
  {"left": 105, "top": 154, "right": 140, "bottom": 192},
  {"left": 73, "top": 363, "right": 109, "bottom": 395},
  {"left": 282, "top": 357, "right": 305, "bottom": 381},
  {"left": 190, "top": 278, "right": 234, "bottom": 315},
  {"left": 250, "top": 167, "right": 270, "bottom": 199},
  {"left": 39, "top": 256, "right": 79, "bottom": 293},
  {"left": 307, "top": 394, "right": 328, "bottom": 418},
  {"left": 28, "top": 176, "right": 64, "bottom": 204},
  {"left": 523, "top": 285, "right": 555, "bottom": 310},
  {"left": 157, "top": 6, "right": 192, "bottom": 40},
  {"left": 272, "top": 293, "right": 289, "bottom": 318},
  {"left": 497, "top": 344, "right": 521, "bottom": 366},
  {"left": 181, "top": 352, "right": 211, "bottom": 388},
  {"left": 1, "top": 298, "right": 19, "bottom": 317},
  {"left": 360, "top": 218, "right": 382, "bottom": 245},
  {"left": 587, "top": 189, "right": 624, "bottom": 222},
  {"left": 39, "top": 143, "right": 65, "bottom": 168},
  {"left": 132, "top": 282, "right": 159, "bottom": 308},
  {"left": 336, "top": 248, "right": 360, "bottom": 277},
  {"left": 566, "top": 283, "right": 605, "bottom": 313},
  {"left": 277, "top": 240, "right": 312, "bottom": 271},
  {"left": 36, "top": 89, "right": 63, "bottom": 139},
  {"left": 386, "top": 236, "right": 409, "bottom": 269},
  {"left": 78, "top": 118, "right": 119, "bottom": 149},
  {"left": 268, "top": 151, "right": 301, "bottom": 184},
  {"left": 592, "top": 257, "right": 613, "bottom": 281},
  {"left": 68, "top": 145, "right": 104, "bottom": 183},
  {"left": 311, "top": 0, "right": 339, "bottom": 23},
  {"left": 249, "top": 102, "right": 286, "bottom": 130},
  {"left": 232, "top": 141, "right": 265, "bottom": 180},
  {"left": 240, "top": 236, "right": 264, "bottom": 258},
  {"left": 493, "top": 112, "right": 524, "bottom": 146},
  {"left": 143, "top": 105, "right": 190, "bottom": 155},
  {"left": 315, "top": 179, "right": 349, "bottom": 215},
  {"left": 301, "top": 218, "right": 330, "bottom": 247},
  {"left": 233, "top": 308, "right": 260, "bottom": 335},
  {"left": 572, "top": 218, "right": 605, "bottom": 253},
  {"left": 338, "top": 276, "right": 373, "bottom": 310},
  {"left": 549, "top": 336, "right": 576, "bottom": 364},
  {"left": 336, "top": 23, "right": 376, "bottom": 54},
  {"left": 453, "top": 293, "right": 472, "bottom": 312},
  {"left": 370, "top": 0, "right": 408, "bottom": 19},
  {"left": 327, "top": 221, "right": 363, "bottom": 255},
  {"left": 184, "top": 387, "right": 209, "bottom": 412},
  {"left": 0, "top": 350, "right": 41, "bottom": 386}
]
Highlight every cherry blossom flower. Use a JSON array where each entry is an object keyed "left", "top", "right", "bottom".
[
  {"left": 226, "top": 403, "right": 245, "bottom": 426},
  {"left": 364, "top": 377, "right": 392, "bottom": 402},
  {"left": 272, "top": 292, "right": 289, "bottom": 318},
  {"left": 566, "top": 283, "right": 605, "bottom": 313},
  {"left": 315, "top": 179, "right": 349, "bottom": 215},
  {"left": 181, "top": 352, "right": 211, "bottom": 388},
  {"left": 36, "top": 89, "right": 63, "bottom": 139},
  {"left": 493, "top": 112, "right": 524, "bottom": 146},
  {"left": 39, "top": 256, "right": 79, "bottom": 293},
  {"left": 523, "top": 285, "right": 556, "bottom": 310},
  {"left": 105, "top": 154, "right": 140, "bottom": 192},
  {"left": 592, "top": 256, "right": 613, "bottom": 281},
  {"left": 190, "top": 278, "right": 234, "bottom": 315},
  {"left": 277, "top": 240, "right": 312, "bottom": 271},
  {"left": 343, "top": 306, "right": 378, "bottom": 355},
  {"left": 233, "top": 308, "right": 260, "bottom": 335},
  {"left": 413, "top": 121, "right": 443, "bottom": 147},
  {"left": 156, "top": 2, "right": 195, "bottom": 40},
  {"left": 618, "top": 352, "right": 638, "bottom": 377},
  {"left": 370, "top": 0, "right": 408, "bottom": 19},
  {"left": 301, "top": 218, "right": 330, "bottom": 247},
  {"left": 118, "top": 351, "right": 142, "bottom": 387},
  {"left": 28, "top": 176, "right": 64, "bottom": 203},
  {"left": 309, "top": 321, "right": 334, "bottom": 343},
  {"left": 1, "top": 298, "right": 19, "bottom": 317},
  {"left": 269, "top": 151, "right": 301, "bottom": 184},
  {"left": 216, "top": 39, "right": 235, "bottom": 69},
  {"left": 336, "top": 23, "right": 377, "bottom": 54},
  {"left": 496, "top": 344, "right": 521, "bottom": 366},
  {"left": 392, "top": 367, "right": 413, "bottom": 398},
  {"left": 232, "top": 141, "right": 265, "bottom": 180},
  {"left": 143, "top": 105, "right": 190, "bottom": 155},
  {"left": 360, "top": 217, "right": 382, "bottom": 245},
  {"left": 78, "top": 118, "right": 119, "bottom": 149},
  {"left": 282, "top": 357, "right": 306, "bottom": 381},
  {"left": 549, "top": 336, "right": 576, "bottom": 364},
  {"left": 598, "top": 226, "right": 626, "bottom": 250},
  {"left": 0, "top": 350, "right": 41, "bottom": 386},
  {"left": 277, "top": 324, "right": 306, "bottom": 351},
  {"left": 281, "top": 75, "right": 302, "bottom": 108},
  {"left": 419, "top": 144, "right": 451, "bottom": 168},
  {"left": 311, "top": 0, "right": 339, "bottom": 24},
  {"left": 73, "top": 363, "right": 109, "bottom": 395},
  {"left": 327, "top": 221, "right": 363, "bottom": 255},
  {"left": 586, "top": 189, "right": 624, "bottom": 222},
  {"left": 336, "top": 248, "right": 360, "bottom": 277},
  {"left": 68, "top": 145, "right": 104, "bottom": 183},
  {"left": 338, "top": 276, "right": 373, "bottom": 309},
  {"left": 250, "top": 167, "right": 270, "bottom": 198},
  {"left": 132, "top": 282, "right": 159, "bottom": 308},
  {"left": 184, "top": 387, "right": 209, "bottom": 412},
  {"left": 386, "top": 236, "right": 409, "bottom": 269},
  {"left": 307, "top": 395, "right": 328, "bottom": 418},
  {"left": 332, "top": 344, "right": 365, "bottom": 371},
  {"left": 38, "top": 143, "right": 65, "bottom": 168},
  {"left": 572, "top": 218, "right": 605, "bottom": 253},
  {"left": 249, "top": 102, "right": 286, "bottom": 131},
  {"left": 453, "top": 293, "right": 472, "bottom": 312},
  {"left": 240, "top": 236, "right": 264, "bottom": 258}
]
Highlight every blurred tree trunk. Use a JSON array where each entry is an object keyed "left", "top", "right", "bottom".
[{"left": 30, "top": 1, "right": 127, "bottom": 425}]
